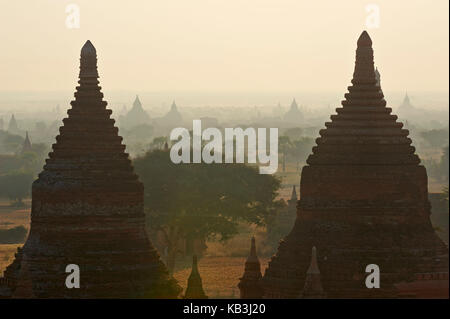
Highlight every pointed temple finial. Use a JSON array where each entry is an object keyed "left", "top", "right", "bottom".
[
  {"left": 348, "top": 30, "right": 381, "bottom": 95},
  {"left": 133, "top": 95, "right": 142, "bottom": 108},
  {"left": 192, "top": 255, "right": 199, "bottom": 274},
  {"left": 81, "top": 40, "right": 96, "bottom": 56},
  {"left": 238, "top": 236, "right": 263, "bottom": 299},
  {"left": 291, "top": 185, "right": 297, "bottom": 201},
  {"left": 357, "top": 30, "right": 372, "bottom": 47},
  {"left": 250, "top": 236, "right": 257, "bottom": 257},
  {"left": 184, "top": 255, "right": 208, "bottom": 299},
  {"left": 79, "top": 40, "right": 98, "bottom": 80},
  {"left": 299, "top": 246, "right": 326, "bottom": 299},
  {"left": 8, "top": 114, "right": 18, "bottom": 133},
  {"left": 307, "top": 246, "right": 320, "bottom": 275}
]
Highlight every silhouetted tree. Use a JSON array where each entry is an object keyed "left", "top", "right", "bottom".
[
  {"left": 134, "top": 149, "right": 282, "bottom": 273},
  {"left": 0, "top": 170, "right": 34, "bottom": 205}
]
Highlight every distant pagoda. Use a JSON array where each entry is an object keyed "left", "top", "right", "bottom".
[
  {"left": 21, "top": 131, "right": 32, "bottom": 154},
  {"left": 1, "top": 41, "right": 180, "bottom": 298},
  {"left": 238, "top": 237, "right": 263, "bottom": 299},
  {"left": 161, "top": 101, "right": 183, "bottom": 126},
  {"left": 7, "top": 114, "right": 19, "bottom": 134},
  {"left": 398, "top": 92, "right": 416, "bottom": 113},
  {"left": 120, "top": 95, "right": 151, "bottom": 128},
  {"left": 288, "top": 185, "right": 297, "bottom": 208},
  {"left": 262, "top": 31, "right": 449, "bottom": 298},
  {"left": 184, "top": 255, "right": 207, "bottom": 299},
  {"left": 283, "top": 99, "right": 303, "bottom": 123},
  {"left": 298, "top": 247, "right": 326, "bottom": 299}
]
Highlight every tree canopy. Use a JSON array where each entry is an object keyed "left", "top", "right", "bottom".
[{"left": 134, "top": 149, "right": 282, "bottom": 242}]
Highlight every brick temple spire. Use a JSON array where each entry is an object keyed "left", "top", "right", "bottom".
[
  {"left": 184, "top": 255, "right": 208, "bottom": 299},
  {"left": 1, "top": 40, "right": 181, "bottom": 298},
  {"left": 262, "top": 31, "right": 448, "bottom": 298},
  {"left": 299, "top": 247, "right": 326, "bottom": 299},
  {"left": 238, "top": 236, "right": 263, "bottom": 299}
]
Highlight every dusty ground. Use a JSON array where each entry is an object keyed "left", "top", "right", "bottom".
[
  {"left": 0, "top": 244, "right": 21, "bottom": 275},
  {"left": 173, "top": 256, "right": 269, "bottom": 299}
]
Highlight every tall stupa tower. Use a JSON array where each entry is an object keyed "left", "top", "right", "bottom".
[
  {"left": 2, "top": 41, "right": 181, "bottom": 298},
  {"left": 261, "top": 31, "right": 448, "bottom": 298}
]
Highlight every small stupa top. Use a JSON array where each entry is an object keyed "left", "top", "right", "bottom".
[
  {"left": 357, "top": 30, "right": 372, "bottom": 47},
  {"left": 133, "top": 95, "right": 143, "bottom": 110},
  {"left": 290, "top": 99, "right": 298, "bottom": 110},
  {"left": 306, "top": 246, "right": 320, "bottom": 275},
  {"left": 283, "top": 98, "right": 303, "bottom": 122},
  {"left": 184, "top": 255, "right": 208, "bottom": 299},
  {"left": 246, "top": 236, "right": 260, "bottom": 264},
  {"left": 22, "top": 131, "right": 32, "bottom": 153},
  {"left": 290, "top": 185, "right": 298, "bottom": 201},
  {"left": 306, "top": 31, "right": 420, "bottom": 166},
  {"left": 8, "top": 114, "right": 18, "bottom": 132},
  {"left": 121, "top": 95, "right": 151, "bottom": 127},
  {"left": 400, "top": 92, "right": 414, "bottom": 109},
  {"left": 162, "top": 100, "right": 183, "bottom": 125},
  {"left": 81, "top": 40, "right": 96, "bottom": 55},
  {"left": 78, "top": 40, "right": 99, "bottom": 79}
]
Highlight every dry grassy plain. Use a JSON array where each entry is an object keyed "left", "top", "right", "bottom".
[
  {"left": 0, "top": 199, "right": 30, "bottom": 275},
  {"left": 173, "top": 256, "right": 269, "bottom": 298}
]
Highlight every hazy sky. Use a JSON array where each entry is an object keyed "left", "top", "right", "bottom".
[{"left": 0, "top": 0, "right": 448, "bottom": 93}]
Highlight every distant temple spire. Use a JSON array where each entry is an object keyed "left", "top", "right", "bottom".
[
  {"left": 399, "top": 91, "right": 415, "bottom": 113},
  {"left": 375, "top": 67, "right": 380, "bottom": 86},
  {"left": 299, "top": 247, "right": 326, "bottom": 299},
  {"left": 290, "top": 185, "right": 297, "bottom": 201},
  {"left": 283, "top": 98, "right": 303, "bottom": 123},
  {"left": 161, "top": 100, "right": 183, "bottom": 126},
  {"left": 291, "top": 98, "right": 298, "bottom": 110},
  {"left": 21, "top": 131, "right": 33, "bottom": 154},
  {"left": 134, "top": 95, "right": 142, "bottom": 108},
  {"left": 184, "top": 255, "right": 208, "bottom": 299},
  {"left": 288, "top": 185, "right": 298, "bottom": 208},
  {"left": 119, "top": 95, "right": 151, "bottom": 127},
  {"left": 8, "top": 114, "right": 19, "bottom": 133},
  {"left": 238, "top": 236, "right": 263, "bottom": 299}
]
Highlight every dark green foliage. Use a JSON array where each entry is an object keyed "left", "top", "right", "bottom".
[
  {"left": 133, "top": 149, "right": 282, "bottom": 271},
  {"left": 420, "top": 129, "right": 449, "bottom": 148},
  {"left": 0, "top": 170, "right": 34, "bottom": 204},
  {"left": 134, "top": 149, "right": 281, "bottom": 241}
]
